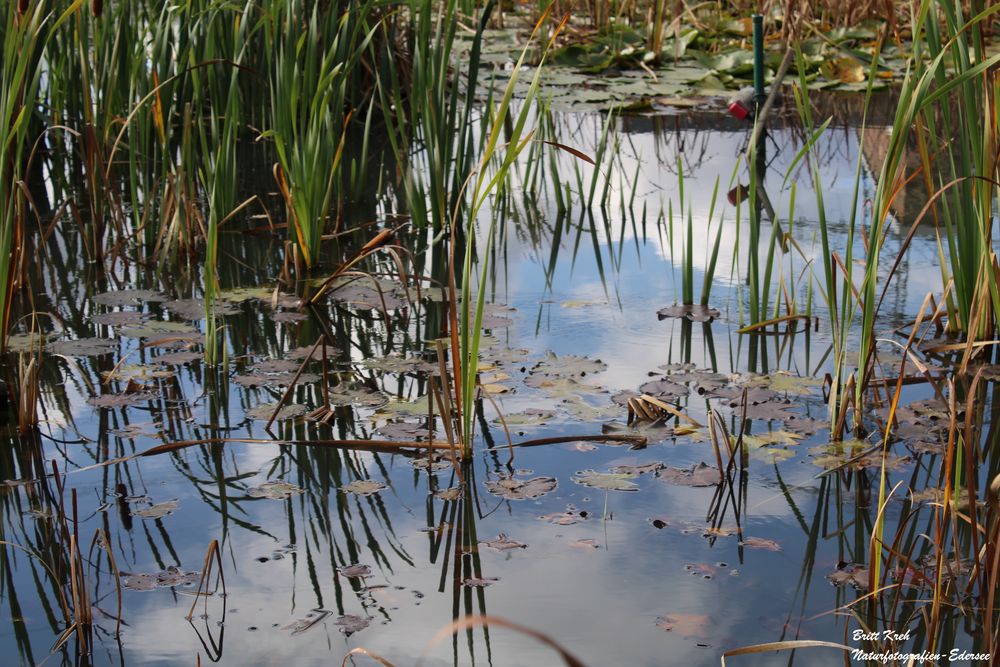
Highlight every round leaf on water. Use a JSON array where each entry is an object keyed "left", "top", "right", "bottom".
[
  {"left": 494, "top": 408, "right": 555, "bottom": 426},
  {"left": 87, "top": 392, "right": 157, "bottom": 409},
  {"left": 335, "top": 614, "right": 371, "bottom": 636},
  {"left": 91, "top": 311, "right": 148, "bottom": 326},
  {"left": 247, "top": 481, "right": 303, "bottom": 500},
  {"left": 131, "top": 499, "right": 178, "bottom": 519},
  {"left": 93, "top": 289, "right": 166, "bottom": 306},
  {"left": 572, "top": 470, "right": 639, "bottom": 492},
  {"left": 656, "top": 462, "right": 720, "bottom": 487},
  {"left": 530, "top": 351, "right": 606, "bottom": 378},
  {"left": 337, "top": 564, "right": 371, "bottom": 578},
  {"left": 118, "top": 320, "right": 198, "bottom": 339},
  {"left": 342, "top": 480, "right": 387, "bottom": 496},
  {"left": 485, "top": 476, "right": 557, "bottom": 500},
  {"left": 740, "top": 536, "right": 782, "bottom": 551},
  {"left": 48, "top": 337, "right": 117, "bottom": 356},
  {"left": 480, "top": 534, "right": 526, "bottom": 551}
]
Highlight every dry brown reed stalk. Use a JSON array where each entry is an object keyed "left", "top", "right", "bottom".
[
  {"left": 422, "top": 616, "right": 589, "bottom": 667},
  {"left": 721, "top": 639, "right": 851, "bottom": 665},
  {"left": 187, "top": 539, "right": 225, "bottom": 621},
  {"left": 341, "top": 646, "right": 396, "bottom": 667},
  {"left": 306, "top": 227, "right": 399, "bottom": 304},
  {"left": 627, "top": 393, "right": 703, "bottom": 427},
  {"left": 266, "top": 335, "right": 325, "bottom": 431}
]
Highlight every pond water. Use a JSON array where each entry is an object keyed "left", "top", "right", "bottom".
[{"left": 1, "top": 93, "right": 994, "bottom": 666}]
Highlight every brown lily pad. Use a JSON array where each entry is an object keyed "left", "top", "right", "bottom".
[
  {"left": 657, "top": 462, "right": 721, "bottom": 487},
  {"left": 485, "top": 476, "right": 557, "bottom": 500}
]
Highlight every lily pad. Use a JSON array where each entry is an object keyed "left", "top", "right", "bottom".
[
  {"left": 87, "top": 392, "right": 157, "bottom": 408},
  {"left": 657, "top": 462, "right": 720, "bottom": 487},
  {"left": 131, "top": 500, "right": 178, "bottom": 519},
  {"left": 362, "top": 355, "right": 435, "bottom": 374},
  {"left": 337, "top": 564, "right": 371, "bottom": 578},
  {"left": 234, "top": 372, "right": 320, "bottom": 388},
  {"left": 342, "top": 480, "right": 387, "bottom": 496},
  {"left": 480, "top": 534, "right": 527, "bottom": 551},
  {"left": 485, "top": 476, "right": 557, "bottom": 500},
  {"left": 462, "top": 577, "right": 498, "bottom": 587},
  {"left": 655, "top": 613, "right": 711, "bottom": 639},
  {"left": 571, "top": 469, "right": 640, "bottom": 492},
  {"left": 827, "top": 563, "right": 869, "bottom": 589},
  {"left": 122, "top": 566, "right": 198, "bottom": 591},
  {"left": 248, "top": 481, "right": 303, "bottom": 500},
  {"left": 164, "top": 298, "right": 240, "bottom": 320},
  {"left": 740, "top": 536, "right": 782, "bottom": 551},
  {"left": 91, "top": 311, "right": 148, "bottom": 326},
  {"left": 246, "top": 403, "right": 308, "bottom": 421},
  {"left": 530, "top": 352, "right": 606, "bottom": 378},
  {"left": 608, "top": 462, "right": 663, "bottom": 475},
  {"left": 335, "top": 614, "right": 371, "bottom": 636},
  {"left": 93, "top": 289, "right": 167, "bottom": 306},
  {"left": 495, "top": 408, "right": 555, "bottom": 426},
  {"left": 48, "top": 337, "right": 117, "bottom": 356},
  {"left": 118, "top": 320, "right": 199, "bottom": 339}
]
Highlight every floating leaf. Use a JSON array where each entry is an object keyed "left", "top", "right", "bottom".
[
  {"left": 495, "top": 408, "right": 555, "bottom": 426},
  {"left": 434, "top": 487, "right": 463, "bottom": 501},
  {"left": 102, "top": 364, "right": 174, "bottom": 382},
  {"left": 219, "top": 286, "right": 273, "bottom": 303},
  {"left": 164, "top": 298, "right": 239, "bottom": 320},
  {"left": 94, "top": 289, "right": 166, "bottom": 306},
  {"left": 540, "top": 505, "right": 589, "bottom": 525},
  {"left": 655, "top": 613, "right": 711, "bottom": 639},
  {"left": 462, "top": 577, "right": 498, "bottom": 587},
  {"left": 740, "top": 536, "right": 782, "bottom": 551},
  {"left": 609, "top": 462, "right": 664, "bottom": 475},
  {"left": 376, "top": 420, "right": 427, "bottom": 440},
  {"left": 122, "top": 566, "right": 198, "bottom": 591},
  {"left": 638, "top": 378, "right": 688, "bottom": 398},
  {"left": 48, "top": 337, "right": 117, "bottom": 356},
  {"left": 338, "top": 564, "right": 371, "bottom": 578},
  {"left": 530, "top": 351, "right": 606, "bottom": 378},
  {"left": 485, "top": 476, "right": 557, "bottom": 500},
  {"left": 362, "top": 355, "right": 435, "bottom": 374},
  {"left": 657, "top": 304, "right": 720, "bottom": 322},
  {"left": 821, "top": 56, "right": 866, "bottom": 83},
  {"left": 572, "top": 470, "right": 639, "bottom": 492},
  {"left": 326, "top": 384, "right": 388, "bottom": 408},
  {"left": 248, "top": 481, "right": 303, "bottom": 500},
  {"left": 568, "top": 539, "right": 599, "bottom": 549},
  {"left": 748, "top": 372, "right": 822, "bottom": 395},
  {"left": 154, "top": 350, "right": 202, "bottom": 365},
  {"left": 118, "top": 320, "right": 198, "bottom": 339},
  {"left": 342, "top": 480, "right": 387, "bottom": 496},
  {"left": 335, "top": 614, "right": 371, "bottom": 636},
  {"left": 131, "top": 500, "right": 178, "bottom": 519},
  {"left": 657, "top": 462, "right": 720, "bottom": 487},
  {"left": 91, "top": 311, "right": 148, "bottom": 326},
  {"left": 480, "top": 534, "right": 527, "bottom": 551},
  {"left": 739, "top": 430, "right": 804, "bottom": 448},
  {"left": 827, "top": 563, "right": 869, "bottom": 589},
  {"left": 246, "top": 403, "right": 307, "bottom": 421},
  {"left": 87, "top": 392, "right": 157, "bottom": 408},
  {"left": 234, "top": 372, "right": 320, "bottom": 388}
]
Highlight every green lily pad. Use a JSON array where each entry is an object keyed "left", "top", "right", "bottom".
[{"left": 572, "top": 470, "right": 640, "bottom": 492}]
